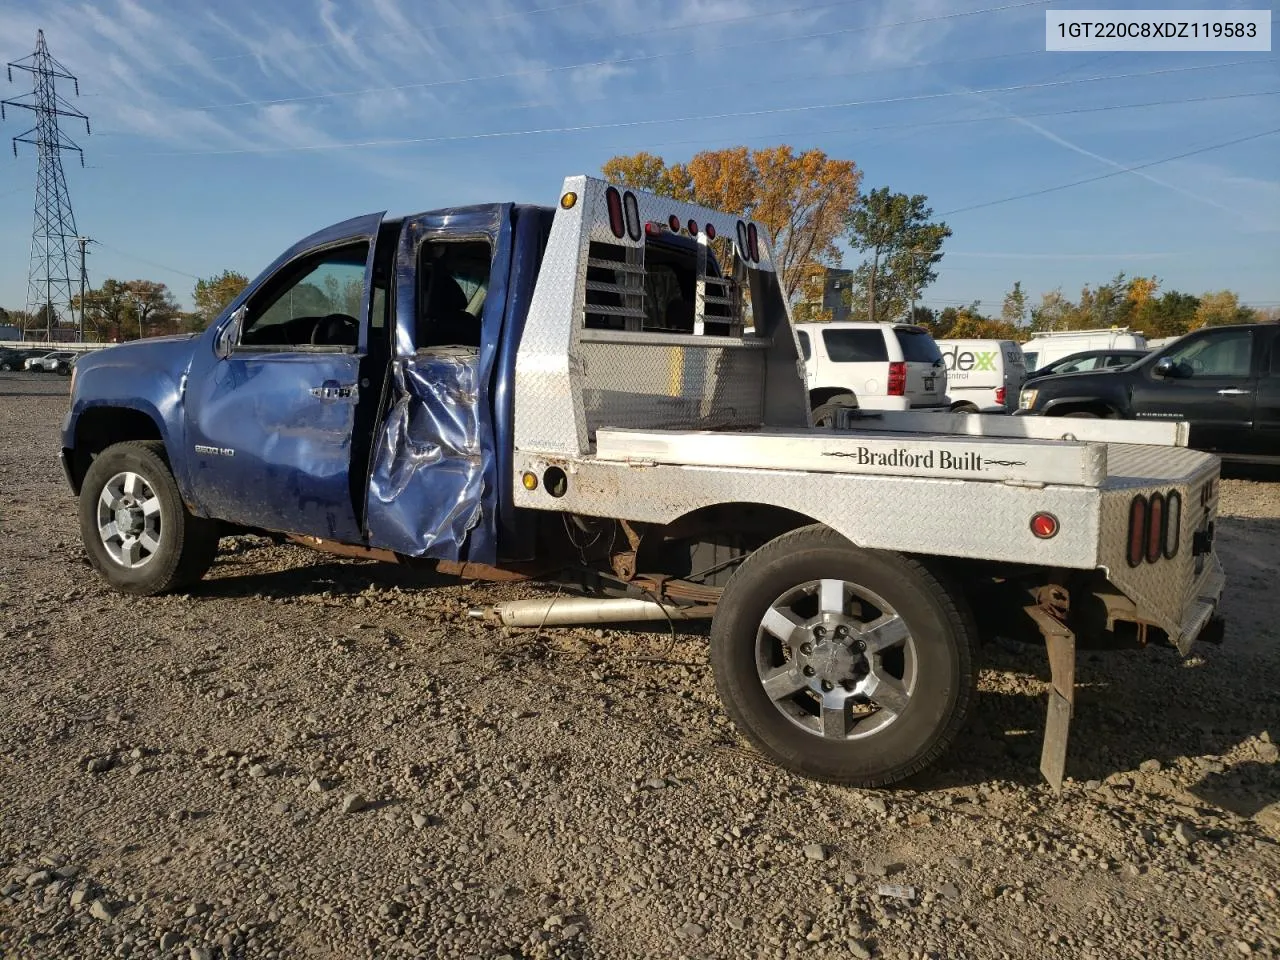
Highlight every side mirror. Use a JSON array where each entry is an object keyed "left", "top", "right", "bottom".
[
  {"left": 215, "top": 305, "right": 246, "bottom": 359},
  {"left": 1154, "top": 357, "right": 1179, "bottom": 379}
]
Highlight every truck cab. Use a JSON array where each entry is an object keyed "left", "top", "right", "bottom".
[{"left": 1018, "top": 321, "right": 1280, "bottom": 463}]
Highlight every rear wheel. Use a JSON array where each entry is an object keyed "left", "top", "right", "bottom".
[
  {"left": 811, "top": 396, "right": 857, "bottom": 429},
  {"left": 1061, "top": 411, "right": 1099, "bottom": 418},
  {"left": 950, "top": 402, "right": 979, "bottom": 415},
  {"left": 710, "top": 525, "right": 975, "bottom": 787},
  {"left": 79, "top": 441, "right": 220, "bottom": 595}
]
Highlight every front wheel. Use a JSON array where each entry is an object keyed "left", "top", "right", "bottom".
[
  {"left": 78, "top": 441, "right": 220, "bottom": 596},
  {"left": 710, "top": 525, "right": 975, "bottom": 787}
]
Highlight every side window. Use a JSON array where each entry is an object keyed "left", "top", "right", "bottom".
[
  {"left": 1163, "top": 329, "right": 1253, "bottom": 378},
  {"left": 822, "top": 329, "right": 889, "bottom": 363},
  {"left": 797, "top": 330, "right": 812, "bottom": 361},
  {"left": 1061, "top": 356, "right": 1099, "bottom": 373},
  {"left": 241, "top": 242, "right": 369, "bottom": 349},
  {"left": 416, "top": 239, "right": 492, "bottom": 350}
]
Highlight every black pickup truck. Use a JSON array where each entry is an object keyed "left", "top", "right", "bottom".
[{"left": 1017, "top": 321, "right": 1280, "bottom": 463}]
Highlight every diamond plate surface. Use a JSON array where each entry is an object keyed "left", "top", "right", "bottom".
[
  {"left": 1098, "top": 450, "right": 1220, "bottom": 643},
  {"left": 1101, "top": 442, "right": 1215, "bottom": 489},
  {"left": 512, "top": 453, "right": 1102, "bottom": 569},
  {"left": 513, "top": 175, "right": 807, "bottom": 458},
  {"left": 578, "top": 340, "right": 766, "bottom": 436}
]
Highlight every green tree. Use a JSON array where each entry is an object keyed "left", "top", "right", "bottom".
[
  {"left": 1029, "top": 289, "right": 1075, "bottom": 332},
  {"left": 192, "top": 270, "right": 250, "bottom": 332},
  {"left": 845, "top": 188, "right": 951, "bottom": 323},
  {"left": 1001, "top": 281, "right": 1027, "bottom": 328}
]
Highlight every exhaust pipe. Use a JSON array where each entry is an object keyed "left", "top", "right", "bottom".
[{"left": 469, "top": 597, "right": 715, "bottom": 628}]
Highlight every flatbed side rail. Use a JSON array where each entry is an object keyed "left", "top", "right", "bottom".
[
  {"left": 831, "top": 410, "right": 1189, "bottom": 447},
  {"left": 594, "top": 427, "right": 1108, "bottom": 487}
]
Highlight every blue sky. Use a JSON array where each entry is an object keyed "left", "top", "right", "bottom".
[{"left": 0, "top": 0, "right": 1277, "bottom": 315}]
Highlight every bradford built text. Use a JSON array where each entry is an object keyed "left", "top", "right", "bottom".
[{"left": 851, "top": 446, "right": 987, "bottom": 471}]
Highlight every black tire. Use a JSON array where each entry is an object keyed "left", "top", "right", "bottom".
[
  {"left": 950, "top": 403, "right": 979, "bottom": 415},
  {"left": 811, "top": 396, "right": 857, "bottom": 429},
  {"left": 78, "top": 441, "right": 219, "bottom": 596},
  {"left": 710, "top": 525, "right": 975, "bottom": 787},
  {"left": 1061, "top": 411, "right": 1099, "bottom": 418},
  {"left": 56, "top": 362, "right": 70, "bottom": 376},
  {"left": 0, "top": 362, "right": 11, "bottom": 372}
]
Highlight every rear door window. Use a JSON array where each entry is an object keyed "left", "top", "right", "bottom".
[
  {"left": 823, "top": 329, "right": 888, "bottom": 363},
  {"left": 894, "top": 328, "right": 942, "bottom": 363},
  {"left": 797, "top": 330, "right": 811, "bottom": 361}
]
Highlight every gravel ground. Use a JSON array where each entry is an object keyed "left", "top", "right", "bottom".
[{"left": 2, "top": 372, "right": 1278, "bottom": 960}]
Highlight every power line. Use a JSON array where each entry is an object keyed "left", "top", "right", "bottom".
[
  {"left": 90, "top": 239, "right": 201, "bottom": 281},
  {"left": 104, "top": 59, "right": 1266, "bottom": 158},
  {"left": 187, "top": 0, "right": 1055, "bottom": 112},
  {"left": 942, "top": 125, "right": 1280, "bottom": 216}
]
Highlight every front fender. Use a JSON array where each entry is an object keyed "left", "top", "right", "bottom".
[{"left": 63, "top": 346, "right": 196, "bottom": 501}]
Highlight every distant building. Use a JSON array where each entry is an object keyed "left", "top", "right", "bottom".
[{"left": 797, "top": 267, "right": 854, "bottom": 322}]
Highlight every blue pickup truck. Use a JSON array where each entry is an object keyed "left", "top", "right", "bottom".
[{"left": 62, "top": 176, "right": 1227, "bottom": 789}]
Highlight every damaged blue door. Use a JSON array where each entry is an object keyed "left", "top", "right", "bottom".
[
  {"left": 364, "top": 204, "right": 514, "bottom": 563},
  {"left": 185, "top": 214, "right": 384, "bottom": 542}
]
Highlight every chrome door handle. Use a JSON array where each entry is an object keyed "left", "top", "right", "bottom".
[
  {"left": 1217, "top": 388, "right": 1249, "bottom": 395},
  {"left": 310, "top": 380, "right": 358, "bottom": 400}
]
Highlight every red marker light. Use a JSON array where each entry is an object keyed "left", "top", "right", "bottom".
[
  {"left": 687, "top": 218, "right": 698, "bottom": 235},
  {"left": 705, "top": 222, "right": 716, "bottom": 240},
  {"left": 1030, "top": 512, "right": 1059, "bottom": 539},
  {"left": 668, "top": 214, "right": 681, "bottom": 232}
]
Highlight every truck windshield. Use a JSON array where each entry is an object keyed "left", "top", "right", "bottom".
[{"left": 894, "top": 328, "right": 943, "bottom": 363}]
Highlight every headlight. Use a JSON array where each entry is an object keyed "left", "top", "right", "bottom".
[{"left": 1020, "top": 388, "right": 1038, "bottom": 409}]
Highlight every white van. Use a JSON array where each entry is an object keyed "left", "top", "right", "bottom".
[
  {"left": 795, "top": 321, "right": 948, "bottom": 422},
  {"left": 934, "top": 339, "right": 1026, "bottom": 413},
  {"left": 1018, "top": 328, "right": 1147, "bottom": 374}
]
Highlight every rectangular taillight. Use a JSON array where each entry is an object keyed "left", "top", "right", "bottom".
[
  {"left": 887, "top": 361, "right": 906, "bottom": 396},
  {"left": 995, "top": 386, "right": 1006, "bottom": 405}
]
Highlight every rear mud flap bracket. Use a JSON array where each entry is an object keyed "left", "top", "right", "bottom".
[{"left": 1026, "top": 594, "right": 1076, "bottom": 792}]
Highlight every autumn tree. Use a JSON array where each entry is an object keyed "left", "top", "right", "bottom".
[
  {"left": 844, "top": 188, "right": 951, "bottom": 324},
  {"left": 1193, "top": 290, "right": 1257, "bottom": 329},
  {"left": 602, "top": 146, "right": 860, "bottom": 300},
  {"left": 601, "top": 151, "right": 693, "bottom": 200},
  {"left": 192, "top": 270, "right": 251, "bottom": 332}
]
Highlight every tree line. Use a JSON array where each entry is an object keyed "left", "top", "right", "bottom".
[
  {"left": 600, "top": 146, "right": 1274, "bottom": 341},
  {"left": 0, "top": 270, "right": 249, "bottom": 341},
  {"left": 4, "top": 146, "right": 1273, "bottom": 343}
]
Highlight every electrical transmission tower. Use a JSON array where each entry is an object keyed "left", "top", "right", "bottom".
[{"left": 2, "top": 30, "right": 90, "bottom": 342}]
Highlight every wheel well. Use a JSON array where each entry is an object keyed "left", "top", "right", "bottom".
[
  {"left": 809, "top": 388, "right": 856, "bottom": 409},
  {"left": 1045, "top": 400, "right": 1116, "bottom": 418},
  {"left": 949, "top": 401, "right": 979, "bottom": 413},
  {"left": 640, "top": 503, "right": 824, "bottom": 586},
  {"left": 68, "top": 408, "right": 164, "bottom": 493}
]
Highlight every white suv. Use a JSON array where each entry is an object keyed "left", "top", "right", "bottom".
[
  {"left": 24, "top": 351, "right": 76, "bottom": 374},
  {"left": 795, "top": 321, "right": 948, "bottom": 423}
]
